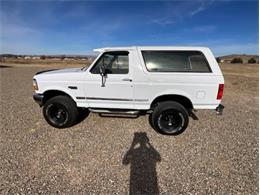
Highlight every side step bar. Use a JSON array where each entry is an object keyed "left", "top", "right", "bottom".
[{"left": 89, "top": 108, "right": 140, "bottom": 115}]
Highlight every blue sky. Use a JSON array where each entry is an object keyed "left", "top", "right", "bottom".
[{"left": 0, "top": 0, "right": 258, "bottom": 56}]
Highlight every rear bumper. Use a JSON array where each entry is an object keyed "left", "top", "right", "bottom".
[
  {"left": 33, "top": 93, "right": 44, "bottom": 106},
  {"left": 216, "top": 104, "right": 224, "bottom": 115}
]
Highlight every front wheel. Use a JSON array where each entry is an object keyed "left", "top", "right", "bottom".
[
  {"left": 150, "top": 101, "right": 189, "bottom": 135},
  {"left": 43, "top": 95, "right": 79, "bottom": 128}
]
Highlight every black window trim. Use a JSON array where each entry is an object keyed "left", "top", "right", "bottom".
[
  {"left": 90, "top": 51, "right": 130, "bottom": 74},
  {"left": 141, "top": 50, "right": 212, "bottom": 73}
]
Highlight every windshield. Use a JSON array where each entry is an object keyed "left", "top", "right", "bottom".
[{"left": 81, "top": 54, "right": 99, "bottom": 71}]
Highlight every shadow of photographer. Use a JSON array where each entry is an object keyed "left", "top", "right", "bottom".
[{"left": 123, "top": 132, "right": 161, "bottom": 195}]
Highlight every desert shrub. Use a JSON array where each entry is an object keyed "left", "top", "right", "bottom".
[
  {"left": 231, "top": 58, "right": 243, "bottom": 63},
  {"left": 40, "top": 55, "right": 46, "bottom": 60},
  {"left": 60, "top": 55, "right": 66, "bottom": 60},
  {"left": 248, "top": 58, "right": 256, "bottom": 63}
]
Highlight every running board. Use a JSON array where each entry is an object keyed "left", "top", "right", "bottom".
[{"left": 88, "top": 108, "right": 140, "bottom": 115}]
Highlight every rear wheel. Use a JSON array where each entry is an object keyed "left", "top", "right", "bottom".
[
  {"left": 149, "top": 113, "right": 155, "bottom": 129},
  {"left": 151, "top": 101, "right": 189, "bottom": 135},
  {"left": 43, "top": 95, "right": 79, "bottom": 128}
]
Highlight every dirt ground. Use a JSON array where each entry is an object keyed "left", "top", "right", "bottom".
[{"left": 0, "top": 62, "right": 258, "bottom": 194}]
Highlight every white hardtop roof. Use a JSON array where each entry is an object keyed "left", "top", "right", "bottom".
[{"left": 93, "top": 46, "right": 209, "bottom": 52}]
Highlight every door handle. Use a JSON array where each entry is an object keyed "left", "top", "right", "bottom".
[{"left": 122, "top": 78, "right": 132, "bottom": 82}]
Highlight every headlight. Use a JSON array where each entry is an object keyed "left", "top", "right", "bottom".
[{"left": 33, "top": 79, "right": 38, "bottom": 91}]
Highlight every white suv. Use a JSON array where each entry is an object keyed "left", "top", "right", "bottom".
[{"left": 33, "top": 46, "right": 224, "bottom": 135}]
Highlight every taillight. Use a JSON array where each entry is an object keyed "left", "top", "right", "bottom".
[{"left": 217, "top": 84, "right": 224, "bottom": 100}]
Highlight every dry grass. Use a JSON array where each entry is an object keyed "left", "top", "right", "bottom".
[
  {"left": 220, "top": 63, "right": 258, "bottom": 78},
  {"left": 1, "top": 58, "right": 93, "bottom": 67}
]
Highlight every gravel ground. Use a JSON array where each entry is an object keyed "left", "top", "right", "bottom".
[{"left": 0, "top": 64, "right": 258, "bottom": 194}]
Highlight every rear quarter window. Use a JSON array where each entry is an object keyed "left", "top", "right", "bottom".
[{"left": 142, "top": 50, "right": 212, "bottom": 73}]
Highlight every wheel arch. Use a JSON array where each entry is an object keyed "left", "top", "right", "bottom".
[
  {"left": 42, "top": 90, "right": 75, "bottom": 105},
  {"left": 150, "top": 94, "right": 193, "bottom": 110}
]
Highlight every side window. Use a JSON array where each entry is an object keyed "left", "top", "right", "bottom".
[
  {"left": 90, "top": 51, "right": 129, "bottom": 74},
  {"left": 142, "top": 51, "right": 211, "bottom": 72},
  {"left": 142, "top": 51, "right": 190, "bottom": 72},
  {"left": 189, "top": 54, "right": 211, "bottom": 72}
]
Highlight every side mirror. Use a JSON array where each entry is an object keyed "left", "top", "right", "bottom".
[
  {"left": 99, "top": 65, "right": 106, "bottom": 87},
  {"left": 99, "top": 55, "right": 110, "bottom": 87},
  {"left": 99, "top": 65, "right": 106, "bottom": 76}
]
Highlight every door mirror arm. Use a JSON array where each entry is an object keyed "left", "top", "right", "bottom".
[{"left": 100, "top": 65, "right": 107, "bottom": 87}]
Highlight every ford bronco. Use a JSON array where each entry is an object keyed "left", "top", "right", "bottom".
[{"left": 33, "top": 46, "right": 224, "bottom": 135}]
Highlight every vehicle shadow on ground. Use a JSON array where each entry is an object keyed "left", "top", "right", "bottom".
[
  {"left": 0, "top": 65, "right": 12, "bottom": 68},
  {"left": 123, "top": 132, "right": 161, "bottom": 195}
]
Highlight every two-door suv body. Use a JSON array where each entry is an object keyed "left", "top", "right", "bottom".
[{"left": 33, "top": 46, "right": 224, "bottom": 135}]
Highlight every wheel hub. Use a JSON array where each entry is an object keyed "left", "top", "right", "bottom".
[
  {"left": 158, "top": 110, "right": 184, "bottom": 133},
  {"left": 56, "top": 109, "right": 64, "bottom": 118},
  {"left": 167, "top": 115, "right": 175, "bottom": 126},
  {"left": 47, "top": 103, "right": 68, "bottom": 126}
]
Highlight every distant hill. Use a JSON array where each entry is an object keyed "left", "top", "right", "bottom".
[
  {"left": 1, "top": 53, "right": 259, "bottom": 64},
  {"left": 218, "top": 54, "right": 259, "bottom": 63},
  {"left": 0, "top": 54, "right": 96, "bottom": 58}
]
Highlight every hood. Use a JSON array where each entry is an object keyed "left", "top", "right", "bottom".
[{"left": 36, "top": 67, "right": 82, "bottom": 75}]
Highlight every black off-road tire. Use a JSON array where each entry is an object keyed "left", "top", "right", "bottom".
[
  {"left": 151, "top": 101, "right": 189, "bottom": 135},
  {"left": 149, "top": 113, "right": 155, "bottom": 129},
  {"left": 43, "top": 95, "right": 79, "bottom": 128},
  {"left": 77, "top": 108, "right": 90, "bottom": 123}
]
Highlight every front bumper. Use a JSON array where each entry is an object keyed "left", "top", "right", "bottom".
[{"left": 33, "top": 93, "right": 44, "bottom": 106}]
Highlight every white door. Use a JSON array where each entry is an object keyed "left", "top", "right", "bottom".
[{"left": 84, "top": 51, "right": 134, "bottom": 109}]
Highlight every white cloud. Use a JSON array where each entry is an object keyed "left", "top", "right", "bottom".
[
  {"left": 1, "top": 23, "right": 40, "bottom": 38},
  {"left": 151, "top": 17, "right": 176, "bottom": 25},
  {"left": 0, "top": 17, "right": 43, "bottom": 54},
  {"left": 190, "top": 25, "right": 216, "bottom": 32},
  {"left": 149, "top": 0, "right": 213, "bottom": 26},
  {"left": 189, "top": 5, "right": 205, "bottom": 16},
  {"left": 189, "top": 0, "right": 215, "bottom": 16}
]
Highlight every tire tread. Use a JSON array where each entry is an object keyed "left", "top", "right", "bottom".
[
  {"left": 43, "top": 95, "right": 79, "bottom": 128},
  {"left": 151, "top": 101, "right": 189, "bottom": 135}
]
